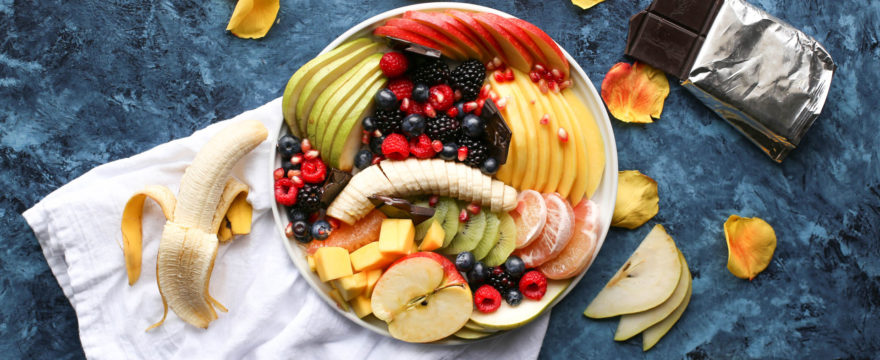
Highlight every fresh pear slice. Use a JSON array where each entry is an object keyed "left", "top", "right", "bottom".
[
  {"left": 614, "top": 250, "right": 691, "bottom": 341},
  {"left": 309, "top": 53, "right": 381, "bottom": 144},
  {"left": 453, "top": 327, "right": 493, "bottom": 340},
  {"left": 584, "top": 224, "right": 681, "bottom": 318},
  {"left": 642, "top": 272, "right": 692, "bottom": 351},
  {"left": 470, "top": 279, "right": 569, "bottom": 330}
]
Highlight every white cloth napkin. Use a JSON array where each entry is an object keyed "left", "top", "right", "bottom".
[{"left": 22, "top": 98, "right": 549, "bottom": 359}]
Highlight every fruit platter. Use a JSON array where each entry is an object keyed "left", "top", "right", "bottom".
[{"left": 270, "top": 3, "right": 618, "bottom": 343}]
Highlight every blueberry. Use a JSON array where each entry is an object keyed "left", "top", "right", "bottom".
[
  {"left": 504, "top": 289, "right": 523, "bottom": 306},
  {"left": 401, "top": 114, "right": 426, "bottom": 137},
  {"left": 453, "top": 102, "right": 466, "bottom": 120},
  {"left": 281, "top": 160, "right": 296, "bottom": 175},
  {"left": 354, "top": 149, "right": 373, "bottom": 170},
  {"left": 467, "top": 261, "right": 488, "bottom": 284},
  {"left": 292, "top": 220, "right": 311, "bottom": 243},
  {"left": 504, "top": 256, "right": 525, "bottom": 278},
  {"left": 370, "top": 134, "right": 387, "bottom": 154},
  {"left": 277, "top": 135, "right": 302, "bottom": 158},
  {"left": 374, "top": 89, "right": 398, "bottom": 110},
  {"left": 455, "top": 252, "right": 476, "bottom": 272},
  {"left": 413, "top": 83, "right": 430, "bottom": 103},
  {"left": 362, "top": 116, "right": 377, "bottom": 132},
  {"left": 311, "top": 220, "right": 332, "bottom": 240},
  {"left": 288, "top": 208, "right": 308, "bottom": 223},
  {"left": 462, "top": 114, "right": 485, "bottom": 138},
  {"left": 439, "top": 142, "right": 458, "bottom": 160},
  {"left": 480, "top": 157, "right": 499, "bottom": 175}
]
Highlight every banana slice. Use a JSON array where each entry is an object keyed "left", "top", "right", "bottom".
[
  {"left": 378, "top": 160, "right": 409, "bottom": 196},
  {"left": 432, "top": 159, "right": 450, "bottom": 196},
  {"left": 420, "top": 158, "right": 439, "bottom": 194},
  {"left": 403, "top": 158, "right": 428, "bottom": 194},
  {"left": 457, "top": 163, "right": 471, "bottom": 201},
  {"left": 469, "top": 167, "right": 484, "bottom": 203},
  {"left": 502, "top": 185, "right": 518, "bottom": 212},
  {"left": 490, "top": 180, "right": 505, "bottom": 213},
  {"left": 481, "top": 172, "right": 493, "bottom": 206}
]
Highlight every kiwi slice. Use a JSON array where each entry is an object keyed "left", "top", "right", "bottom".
[
  {"left": 471, "top": 212, "right": 501, "bottom": 261},
  {"left": 440, "top": 198, "right": 460, "bottom": 247},
  {"left": 482, "top": 212, "right": 517, "bottom": 267},
  {"left": 442, "top": 209, "right": 487, "bottom": 254}
]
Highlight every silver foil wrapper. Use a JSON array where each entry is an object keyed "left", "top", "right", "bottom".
[{"left": 682, "top": 0, "right": 835, "bottom": 162}]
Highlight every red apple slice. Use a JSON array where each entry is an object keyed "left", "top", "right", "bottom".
[
  {"left": 507, "top": 18, "right": 570, "bottom": 78},
  {"left": 470, "top": 13, "right": 534, "bottom": 73},
  {"left": 479, "top": 13, "right": 550, "bottom": 71},
  {"left": 384, "top": 18, "right": 467, "bottom": 60},
  {"left": 447, "top": 10, "right": 509, "bottom": 65},
  {"left": 403, "top": 11, "right": 483, "bottom": 60},
  {"left": 430, "top": 12, "right": 494, "bottom": 60},
  {"left": 373, "top": 26, "right": 451, "bottom": 60}
]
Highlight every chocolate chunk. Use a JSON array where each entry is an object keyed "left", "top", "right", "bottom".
[
  {"left": 649, "top": 0, "right": 722, "bottom": 35},
  {"left": 319, "top": 169, "right": 352, "bottom": 206},
  {"left": 368, "top": 195, "right": 435, "bottom": 225},
  {"left": 384, "top": 36, "right": 442, "bottom": 58},
  {"left": 480, "top": 98, "right": 512, "bottom": 165}
]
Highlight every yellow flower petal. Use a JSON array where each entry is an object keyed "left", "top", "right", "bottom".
[
  {"left": 572, "top": 0, "right": 606, "bottom": 10},
  {"left": 600, "top": 62, "right": 670, "bottom": 123},
  {"left": 226, "top": 0, "right": 280, "bottom": 39},
  {"left": 611, "top": 170, "right": 659, "bottom": 229},
  {"left": 724, "top": 215, "right": 777, "bottom": 280}
]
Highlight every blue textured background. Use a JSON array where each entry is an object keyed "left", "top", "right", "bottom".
[{"left": 1, "top": 0, "right": 877, "bottom": 358}]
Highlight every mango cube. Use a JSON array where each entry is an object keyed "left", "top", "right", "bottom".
[
  {"left": 364, "top": 269, "right": 382, "bottom": 298},
  {"left": 327, "top": 289, "right": 350, "bottom": 311},
  {"left": 378, "top": 219, "right": 415, "bottom": 255},
  {"left": 418, "top": 221, "right": 445, "bottom": 251},
  {"left": 333, "top": 272, "right": 367, "bottom": 301},
  {"left": 350, "top": 241, "right": 398, "bottom": 272},
  {"left": 307, "top": 255, "right": 316, "bottom": 272},
  {"left": 350, "top": 294, "right": 372, "bottom": 318},
  {"left": 314, "top": 247, "right": 353, "bottom": 282}
]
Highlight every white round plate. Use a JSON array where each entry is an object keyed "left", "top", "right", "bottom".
[{"left": 270, "top": 2, "right": 618, "bottom": 344}]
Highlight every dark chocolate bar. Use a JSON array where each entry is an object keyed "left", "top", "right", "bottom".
[
  {"left": 384, "top": 36, "right": 442, "bottom": 58},
  {"left": 368, "top": 195, "right": 435, "bottom": 225},
  {"left": 480, "top": 98, "right": 512, "bottom": 165},
  {"left": 320, "top": 169, "right": 353, "bottom": 206}
]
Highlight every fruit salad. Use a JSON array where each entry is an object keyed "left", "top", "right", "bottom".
[{"left": 275, "top": 9, "right": 605, "bottom": 343}]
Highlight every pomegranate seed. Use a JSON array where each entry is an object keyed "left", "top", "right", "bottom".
[
  {"left": 457, "top": 146, "right": 468, "bottom": 161},
  {"left": 373, "top": 129, "right": 383, "bottom": 138},
  {"left": 538, "top": 79, "right": 549, "bottom": 94},
  {"left": 400, "top": 97, "right": 411, "bottom": 112},
  {"left": 558, "top": 127, "right": 569, "bottom": 142},
  {"left": 273, "top": 168, "right": 285, "bottom": 180},
  {"left": 559, "top": 80, "right": 572, "bottom": 90},
  {"left": 424, "top": 104, "right": 436, "bottom": 118},
  {"left": 446, "top": 107, "right": 459, "bottom": 118},
  {"left": 463, "top": 101, "right": 478, "bottom": 113},
  {"left": 362, "top": 133, "right": 370, "bottom": 144},
  {"left": 301, "top": 138, "right": 312, "bottom": 152},
  {"left": 540, "top": 113, "right": 550, "bottom": 125},
  {"left": 496, "top": 97, "right": 508, "bottom": 110},
  {"left": 533, "top": 64, "right": 546, "bottom": 73},
  {"left": 429, "top": 195, "right": 440, "bottom": 207},
  {"left": 288, "top": 169, "right": 302, "bottom": 178},
  {"left": 304, "top": 149, "right": 320, "bottom": 160},
  {"left": 431, "top": 140, "right": 444, "bottom": 152},
  {"left": 493, "top": 70, "right": 505, "bottom": 82},
  {"left": 504, "top": 69, "right": 514, "bottom": 81},
  {"left": 466, "top": 203, "right": 481, "bottom": 215},
  {"left": 489, "top": 90, "right": 499, "bottom": 102},
  {"left": 480, "top": 84, "right": 492, "bottom": 99},
  {"left": 308, "top": 213, "right": 320, "bottom": 223},
  {"left": 454, "top": 89, "right": 463, "bottom": 101},
  {"left": 529, "top": 71, "right": 541, "bottom": 83},
  {"left": 530, "top": 99, "right": 536, "bottom": 105},
  {"left": 485, "top": 60, "right": 496, "bottom": 71},
  {"left": 550, "top": 68, "right": 563, "bottom": 81},
  {"left": 285, "top": 222, "right": 294, "bottom": 237},
  {"left": 458, "top": 208, "right": 469, "bottom": 222},
  {"left": 491, "top": 57, "right": 503, "bottom": 69},
  {"left": 548, "top": 80, "right": 559, "bottom": 93},
  {"left": 291, "top": 176, "right": 304, "bottom": 188},
  {"left": 328, "top": 217, "right": 340, "bottom": 229},
  {"left": 290, "top": 154, "right": 303, "bottom": 165},
  {"left": 371, "top": 155, "right": 382, "bottom": 165},
  {"left": 475, "top": 99, "right": 485, "bottom": 116}
]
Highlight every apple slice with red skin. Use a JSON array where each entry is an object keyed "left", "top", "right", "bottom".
[
  {"left": 403, "top": 11, "right": 484, "bottom": 61},
  {"left": 373, "top": 26, "right": 453, "bottom": 60},
  {"left": 446, "top": 10, "right": 509, "bottom": 65},
  {"left": 470, "top": 13, "right": 534, "bottom": 73},
  {"left": 384, "top": 18, "right": 468, "bottom": 60},
  {"left": 479, "top": 13, "right": 551, "bottom": 71},
  {"left": 507, "top": 18, "right": 570, "bottom": 79},
  {"left": 428, "top": 12, "right": 495, "bottom": 60}
]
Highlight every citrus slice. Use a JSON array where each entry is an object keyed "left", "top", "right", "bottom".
[
  {"left": 513, "top": 193, "right": 575, "bottom": 268},
  {"left": 511, "top": 190, "right": 547, "bottom": 249},
  {"left": 538, "top": 199, "right": 600, "bottom": 279},
  {"left": 306, "top": 210, "right": 385, "bottom": 254}
]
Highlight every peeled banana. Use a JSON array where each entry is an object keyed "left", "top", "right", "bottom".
[{"left": 121, "top": 120, "right": 267, "bottom": 330}]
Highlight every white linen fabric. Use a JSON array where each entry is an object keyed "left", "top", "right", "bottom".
[{"left": 22, "top": 98, "right": 549, "bottom": 359}]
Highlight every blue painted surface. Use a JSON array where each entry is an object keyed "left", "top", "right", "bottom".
[{"left": 0, "top": 0, "right": 877, "bottom": 358}]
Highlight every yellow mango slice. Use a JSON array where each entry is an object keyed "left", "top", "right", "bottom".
[
  {"left": 226, "top": 0, "right": 281, "bottom": 39},
  {"left": 725, "top": 215, "right": 777, "bottom": 280},
  {"left": 612, "top": 170, "right": 659, "bottom": 229}
]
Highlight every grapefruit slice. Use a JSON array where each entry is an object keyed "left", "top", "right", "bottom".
[
  {"left": 539, "top": 199, "right": 600, "bottom": 279},
  {"left": 513, "top": 193, "right": 574, "bottom": 268},
  {"left": 511, "top": 190, "right": 547, "bottom": 249},
  {"left": 306, "top": 210, "right": 386, "bottom": 254}
]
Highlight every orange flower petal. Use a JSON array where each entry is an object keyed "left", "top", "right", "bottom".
[
  {"left": 226, "top": 0, "right": 280, "bottom": 39},
  {"left": 600, "top": 62, "right": 670, "bottom": 124},
  {"left": 724, "top": 215, "right": 777, "bottom": 280},
  {"left": 572, "top": 0, "right": 606, "bottom": 10}
]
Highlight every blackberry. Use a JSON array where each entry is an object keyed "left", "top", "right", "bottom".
[
  {"left": 451, "top": 59, "right": 486, "bottom": 101},
  {"left": 410, "top": 59, "right": 449, "bottom": 86},
  {"left": 373, "top": 108, "right": 404, "bottom": 134},
  {"left": 458, "top": 134, "right": 489, "bottom": 168},
  {"left": 425, "top": 114, "right": 460, "bottom": 143},
  {"left": 295, "top": 183, "right": 323, "bottom": 213},
  {"left": 487, "top": 267, "right": 514, "bottom": 292}
]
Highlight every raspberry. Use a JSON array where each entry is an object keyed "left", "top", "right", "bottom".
[
  {"left": 408, "top": 134, "right": 436, "bottom": 159},
  {"left": 428, "top": 84, "right": 454, "bottom": 111},
  {"left": 381, "top": 133, "right": 409, "bottom": 160},
  {"left": 474, "top": 285, "right": 502, "bottom": 314},
  {"left": 519, "top": 271, "right": 547, "bottom": 301},
  {"left": 387, "top": 78, "right": 413, "bottom": 101},
  {"left": 379, "top": 52, "right": 408, "bottom": 78},
  {"left": 300, "top": 158, "right": 327, "bottom": 184},
  {"left": 274, "top": 178, "right": 298, "bottom": 206},
  {"left": 405, "top": 101, "right": 425, "bottom": 116}
]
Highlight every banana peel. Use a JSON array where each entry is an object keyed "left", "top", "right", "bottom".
[{"left": 120, "top": 120, "right": 267, "bottom": 330}]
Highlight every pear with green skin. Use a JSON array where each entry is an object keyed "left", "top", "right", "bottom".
[
  {"left": 469, "top": 279, "right": 570, "bottom": 330},
  {"left": 642, "top": 275, "right": 692, "bottom": 351},
  {"left": 325, "top": 68, "right": 388, "bottom": 170},
  {"left": 310, "top": 54, "right": 382, "bottom": 152}
]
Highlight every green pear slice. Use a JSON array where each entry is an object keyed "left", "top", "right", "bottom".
[
  {"left": 584, "top": 224, "right": 681, "bottom": 318},
  {"left": 325, "top": 71, "right": 387, "bottom": 169},
  {"left": 470, "top": 279, "right": 569, "bottom": 330},
  {"left": 614, "top": 250, "right": 691, "bottom": 341},
  {"left": 453, "top": 327, "right": 494, "bottom": 340},
  {"left": 308, "top": 53, "right": 381, "bottom": 144},
  {"left": 464, "top": 321, "right": 499, "bottom": 333},
  {"left": 642, "top": 272, "right": 692, "bottom": 351},
  {"left": 282, "top": 38, "right": 372, "bottom": 135},
  {"left": 295, "top": 42, "right": 380, "bottom": 136}
]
